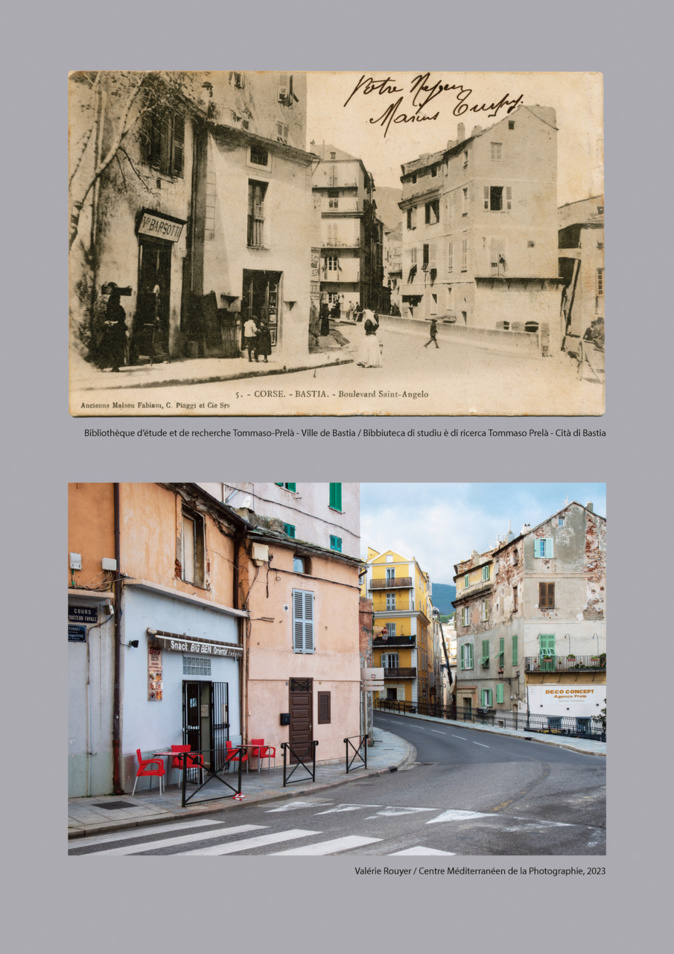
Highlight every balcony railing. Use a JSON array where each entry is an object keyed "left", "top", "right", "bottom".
[
  {"left": 383, "top": 667, "right": 416, "bottom": 679},
  {"left": 525, "top": 654, "right": 606, "bottom": 673},
  {"left": 370, "top": 577, "right": 413, "bottom": 589},
  {"left": 373, "top": 634, "right": 416, "bottom": 648}
]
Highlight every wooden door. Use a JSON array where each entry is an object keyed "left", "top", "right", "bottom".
[{"left": 289, "top": 677, "right": 313, "bottom": 762}]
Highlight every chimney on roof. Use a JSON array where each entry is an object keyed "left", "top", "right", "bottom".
[
  {"left": 586, "top": 502, "right": 594, "bottom": 512},
  {"left": 471, "top": 125, "right": 482, "bottom": 137},
  {"left": 506, "top": 531, "right": 514, "bottom": 543},
  {"left": 446, "top": 140, "right": 456, "bottom": 150},
  {"left": 522, "top": 523, "right": 531, "bottom": 535},
  {"left": 457, "top": 123, "right": 465, "bottom": 142}
]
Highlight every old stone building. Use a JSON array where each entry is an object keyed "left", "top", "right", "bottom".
[
  {"left": 453, "top": 502, "right": 606, "bottom": 728},
  {"left": 399, "top": 105, "right": 563, "bottom": 351}
]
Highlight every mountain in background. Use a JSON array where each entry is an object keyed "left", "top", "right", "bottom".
[
  {"left": 431, "top": 583, "right": 457, "bottom": 616},
  {"left": 374, "top": 185, "right": 403, "bottom": 232}
]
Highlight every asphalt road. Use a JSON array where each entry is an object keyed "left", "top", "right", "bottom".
[{"left": 69, "top": 713, "right": 605, "bottom": 857}]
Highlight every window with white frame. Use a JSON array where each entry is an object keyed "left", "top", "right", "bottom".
[
  {"left": 249, "top": 143, "right": 270, "bottom": 168},
  {"left": 464, "top": 574, "right": 469, "bottom": 588},
  {"left": 292, "top": 589, "right": 314, "bottom": 654},
  {"left": 460, "top": 643, "right": 474, "bottom": 669},
  {"left": 183, "top": 655, "right": 211, "bottom": 676},
  {"left": 462, "top": 605, "right": 470, "bottom": 626},
  {"left": 484, "top": 185, "right": 512, "bottom": 211},
  {"left": 448, "top": 241, "right": 454, "bottom": 273},
  {"left": 534, "top": 538, "right": 554, "bottom": 558},
  {"left": 482, "top": 565, "right": 490, "bottom": 581},
  {"left": 247, "top": 180, "right": 267, "bottom": 247},
  {"left": 385, "top": 622, "right": 397, "bottom": 639},
  {"left": 480, "top": 688, "right": 493, "bottom": 707},
  {"left": 386, "top": 592, "right": 396, "bottom": 610},
  {"left": 480, "top": 599, "right": 490, "bottom": 623},
  {"left": 326, "top": 255, "right": 339, "bottom": 271},
  {"left": 461, "top": 238, "right": 468, "bottom": 271},
  {"left": 386, "top": 567, "right": 395, "bottom": 581},
  {"left": 381, "top": 652, "right": 399, "bottom": 669},
  {"left": 490, "top": 142, "right": 503, "bottom": 160}
]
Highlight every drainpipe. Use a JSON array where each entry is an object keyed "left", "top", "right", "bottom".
[
  {"left": 112, "top": 483, "right": 123, "bottom": 794},
  {"left": 233, "top": 525, "right": 247, "bottom": 744}
]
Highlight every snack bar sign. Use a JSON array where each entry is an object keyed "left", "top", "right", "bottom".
[
  {"left": 151, "top": 631, "right": 242, "bottom": 658},
  {"left": 138, "top": 212, "right": 184, "bottom": 243}
]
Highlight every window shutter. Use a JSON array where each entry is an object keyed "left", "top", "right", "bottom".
[
  {"left": 467, "top": 644, "right": 473, "bottom": 668},
  {"left": 481, "top": 639, "right": 490, "bottom": 664},
  {"left": 539, "top": 582, "right": 555, "bottom": 608},
  {"left": 172, "top": 114, "right": 185, "bottom": 178},
  {"left": 506, "top": 186, "right": 512, "bottom": 210},
  {"left": 484, "top": 186, "right": 490, "bottom": 210},
  {"left": 512, "top": 634, "right": 518, "bottom": 665},
  {"left": 329, "top": 483, "right": 342, "bottom": 510},
  {"left": 460, "top": 645, "right": 465, "bottom": 669},
  {"left": 317, "top": 691, "right": 331, "bottom": 724},
  {"left": 293, "top": 590, "right": 314, "bottom": 654},
  {"left": 496, "top": 684, "right": 504, "bottom": 704}
]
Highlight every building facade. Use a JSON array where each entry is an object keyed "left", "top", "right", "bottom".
[
  {"left": 453, "top": 503, "right": 606, "bottom": 730},
  {"left": 68, "top": 483, "right": 247, "bottom": 797},
  {"left": 399, "top": 105, "right": 563, "bottom": 349},
  {"left": 559, "top": 194, "right": 605, "bottom": 343},
  {"left": 199, "top": 483, "right": 362, "bottom": 762},
  {"left": 312, "top": 144, "right": 386, "bottom": 313},
  {"left": 364, "top": 548, "right": 435, "bottom": 707},
  {"left": 69, "top": 71, "right": 317, "bottom": 367}
]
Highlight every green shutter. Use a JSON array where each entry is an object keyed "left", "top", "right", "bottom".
[
  {"left": 539, "top": 634, "right": 556, "bottom": 670},
  {"left": 499, "top": 637, "right": 505, "bottom": 667},
  {"left": 284, "top": 523, "right": 296, "bottom": 539},
  {"left": 460, "top": 645, "right": 465, "bottom": 670},
  {"left": 330, "top": 535, "right": 342, "bottom": 552},
  {"left": 329, "top": 483, "right": 342, "bottom": 510},
  {"left": 481, "top": 639, "right": 490, "bottom": 665},
  {"left": 512, "top": 634, "right": 518, "bottom": 666},
  {"left": 496, "top": 684, "right": 504, "bottom": 704}
]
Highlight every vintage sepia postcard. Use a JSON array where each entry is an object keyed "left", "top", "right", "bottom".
[{"left": 69, "top": 71, "right": 604, "bottom": 417}]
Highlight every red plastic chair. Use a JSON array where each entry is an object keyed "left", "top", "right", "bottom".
[
  {"left": 225, "top": 740, "right": 249, "bottom": 774},
  {"left": 170, "top": 744, "right": 204, "bottom": 786},
  {"left": 250, "top": 738, "right": 276, "bottom": 773},
  {"left": 132, "top": 749, "right": 165, "bottom": 796}
]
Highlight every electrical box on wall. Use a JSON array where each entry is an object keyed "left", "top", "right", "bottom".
[
  {"left": 102, "top": 557, "right": 117, "bottom": 571},
  {"left": 70, "top": 553, "right": 82, "bottom": 570},
  {"left": 280, "top": 713, "right": 290, "bottom": 726},
  {"left": 251, "top": 543, "right": 270, "bottom": 565}
]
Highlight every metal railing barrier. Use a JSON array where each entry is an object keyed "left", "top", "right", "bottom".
[
  {"left": 281, "top": 740, "right": 319, "bottom": 787},
  {"left": 344, "top": 735, "right": 368, "bottom": 774},
  {"left": 180, "top": 747, "right": 243, "bottom": 807}
]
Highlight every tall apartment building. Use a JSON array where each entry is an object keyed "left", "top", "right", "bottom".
[
  {"left": 312, "top": 144, "right": 385, "bottom": 312},
  {"left": 199, "top": 483, "right": 362, "bottom": 761},
  {"left": 399, "top": 105, "right": 563, "bottom": 348},
  {"left": 69, "top": 71, "right": 317, "bottom": 367},
  {"left": 363, "top": 548, "right": 435, "bottom": 707},
  {"left": 453, "top": 502, "right": 606, "bottom": 730}
]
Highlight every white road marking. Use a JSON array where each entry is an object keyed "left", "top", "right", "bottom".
[
  {"left": 430, "top": 729, "right": 446, "bottom": 735},
  {"left": 272, "top": 835, "right": 381, "bottom": 855},
  {"left": 366, "top": 807, "right": 436, "bottom": 819},
  {"left": 86, "top": 824, "right": 263, "bottom": 855},
  {"left": 472, "top": 741, "right": 489, "bottom": 747},
  {"left": 452, "top": 735, "right": 467, "bottom": 740},
  {"left": 389, "top": 847, "right": 456, "bottom": 856},
  {"left": 69, "top": 819, "right": 220, "bottom": 849},
  {"left": 181, "top": 829, "right": 320, "bottom": 856},
  {"left": 266, "top": 799, "right": 332, "bottom": 813},
  {"left": 314, "top": 803, "right": 381, "bottom": 815},
  {"left": 427, "top": 809, "right": 492, "bottom": 824}
]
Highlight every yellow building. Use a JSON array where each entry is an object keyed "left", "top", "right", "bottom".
[{"left": 363, "top": 548, "right": 434, "bottom": 708}]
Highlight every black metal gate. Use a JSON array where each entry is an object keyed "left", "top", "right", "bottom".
[{"left": 211, "top": 681, "right": 229, "bottom": 773}]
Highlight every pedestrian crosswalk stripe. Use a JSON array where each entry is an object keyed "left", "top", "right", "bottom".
[
  {"left": 266, "top": 800, "right": 333, "bottom": 813},
  {"left": 389, "top": 847, "right": 456, "bottom": 856},
  {"left": 83, "top": 825, "right": 263, "bottom": 856},
  {"left": 68, "top": 819, "right": 221, "bottom": 850},
  {"left": 314, "top": 803, "right": 381, "bottom": 815},
  {"left": 366, "top": 807, "right": 436, "bottom": 818},
  {"left": 271, "top": 835, "right": 382, "bottom": 855},
  {"left": 181, "top": 828, "right": 320, "bottom": 856},
  {"left": 427, "top": 810, "right": 492, "bottom": 824}
]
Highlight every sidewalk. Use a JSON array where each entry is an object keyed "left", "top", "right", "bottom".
[
  {"left": 70, "top": 347, "right": 354, "bottom": 393},
  {"left": 68, "top": 727, "right": 415, "bottom": 840},
  {"left": 379, "top": 709, "right": 607, "bottom": 757}
]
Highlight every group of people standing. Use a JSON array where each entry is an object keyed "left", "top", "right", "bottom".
[{"left": 242, "top": 316, "right": 272, "bottom": 363}]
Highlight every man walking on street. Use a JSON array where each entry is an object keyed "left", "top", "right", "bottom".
[
  {"left": 424, "top": 318, "right": 439, "bottom": 348},
  {"left": 243, "top": 315, "right": 259, "bottom": 361}
]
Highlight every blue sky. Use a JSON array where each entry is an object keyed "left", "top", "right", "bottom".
[{"left": 360, "top": 483, "right": 606, "bottom": 583}]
